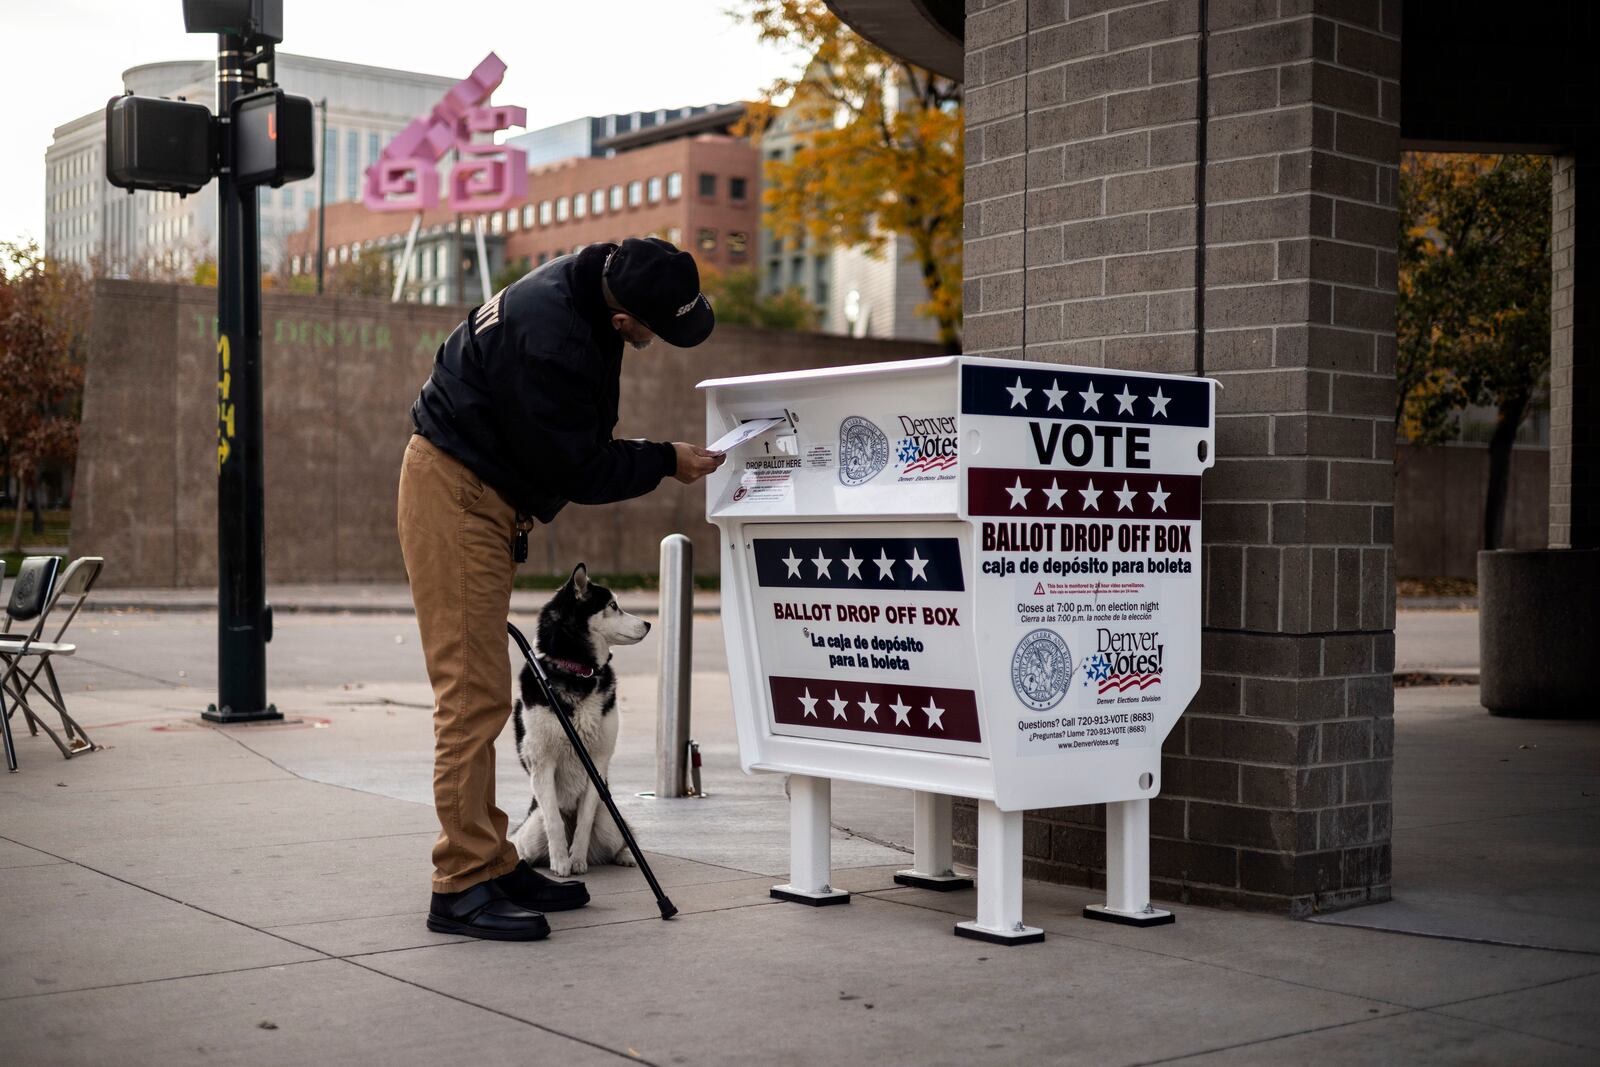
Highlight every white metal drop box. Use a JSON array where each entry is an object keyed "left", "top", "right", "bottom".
[{"left": 702, "top": 355, "right": 1216, "bottom": 944}]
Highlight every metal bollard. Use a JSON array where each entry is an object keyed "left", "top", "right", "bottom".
[{"left": 655, "top": 533, "right": 693, "bottom": 798}]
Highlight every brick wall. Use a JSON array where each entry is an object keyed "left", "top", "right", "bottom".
[{"left": 961, "top": 0, "right": 1399, "bottom": 914}]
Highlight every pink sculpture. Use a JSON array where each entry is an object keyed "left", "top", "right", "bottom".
[{"left": 363, "top": 52, "right": 528, "bottom": 213}]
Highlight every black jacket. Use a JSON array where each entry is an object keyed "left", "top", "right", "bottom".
[{"left": 410, "top": 245, "right": 677, "bottom": 523}]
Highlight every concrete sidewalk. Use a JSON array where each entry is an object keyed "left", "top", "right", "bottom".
[{"left": 2, "top": 672, "right": 1596, "bottom": 1064}]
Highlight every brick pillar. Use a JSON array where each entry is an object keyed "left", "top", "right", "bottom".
[
  {"left": 960, "top": 0, "right": 1399, "bottom": 914},
  {"left": 1550, "top": 153, "right": 1600, "bottom": 550}
]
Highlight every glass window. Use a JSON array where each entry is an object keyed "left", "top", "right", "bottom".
[
  {"left": 609, "top": 185, "right": 624, "bottom": 210},
  {"left": 573, "top": 193, "right": 586, "bottom": 218},
  {"left": 767, "top": 260, "right": 782, "bottom": 293},
  {"left": 490, "top": 213, "right": 502, "bottom": 235},
  {"left": 667, "top": 226, "right": 681, "bottom": 246},
  {"left": 815, "top": 255, "right": 829, "bottom": 305},
  {"left": 436, "top": 244, "right": 447, "bottom": 278},
  {"left": 556, "top": 196, "right": 569, "bottom": 222},
  {"left": 280, "top": 186, "right": 293, "bottom": 208},
  {"left": 698, "top": 173, "right": 716, "bottom": 197},
  {"left": 730, "top": 176, "right": 748, "bottom": 201},
  {"left": 303, "top": 189, "right": 315, "bottom": 211},
  {"left": 628, "top": 180, "right": 643, "bottom": 206},
  {"left": 592, "top": 189, "right": 605, "bottom": 214},
  {"left": 507, "top": 208, "right": 518, "bottom": 232},
  {"left": 728, "top": 231, "right": 748, "bottom": 258},
  {"left": 537, "top": 252, "right": 547, "bottom": 266},
  {"left": 791, "top": 255, "right": 804, "bottom": 285},
  {"left": 522, "top": 204, "right": 534, "bottom": 228},
  {"left": 698, "top": 228, "right": 717, "bottom": 253},
  {"left": 539, "top": 200, "right": 552, "bottom": 225},
  {"left": 346, "top": 130, "right": 359, "bottom": 200},
  {"left": 647, "top": 176, "right": 662, "bottom": 203},
  {"left": 667, "top": 172, "right": 683, "bottom": 197}
]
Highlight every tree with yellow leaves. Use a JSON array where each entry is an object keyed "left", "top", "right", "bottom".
[
  {"left": 733, "top": 1, "right": 963, "bottom": 348},
  {"left": 1398, "top": 152, "right": 1551, "bottom": 551}
]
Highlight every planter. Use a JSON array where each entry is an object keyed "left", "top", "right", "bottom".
[{"left": 1478, "top": 549, "right": 1600, "bottom": 717}]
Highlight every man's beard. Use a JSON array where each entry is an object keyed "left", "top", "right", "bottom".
[{"left": 626, "top": 335, "right": 655, "bottom": 351}]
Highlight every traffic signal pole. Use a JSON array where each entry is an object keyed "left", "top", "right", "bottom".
[{"left": 204, "top": 33, "right": 278, "bottom": 723}]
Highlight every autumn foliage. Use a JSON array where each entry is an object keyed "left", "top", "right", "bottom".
[
  {"left": 0, "top": 242, "right": 86, "bottom": 549},
  {"left": 734, "top": 1, "right": 963, "bottom": 348},
  {"left": 1398, "top": 152, "right": 1552, "bottom": 549}
]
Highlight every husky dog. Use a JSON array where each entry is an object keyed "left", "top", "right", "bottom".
[{"left": 511, "top": 564, "right": 650, "bottom": 876}]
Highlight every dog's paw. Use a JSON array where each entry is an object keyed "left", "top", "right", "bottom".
[
  {"left": 567, "top": 854, "right": 589, "bottom": 875},
  {"left": 550, "top": 856, "right": 575, "bottom": 877},
  {"left": 613, "top": 849, "right": 637, "bottom": 867}
]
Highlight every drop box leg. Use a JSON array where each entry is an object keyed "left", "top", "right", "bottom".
[
  {"left": 895, "top": 791, "right": 973, "bottom": 891},
  {"left": 1083, "top": 799, "right": 1174, "bottom": 927},
  {"left": 954, "top": 800, "right": 1043, "bottom": 945},
  {"left": 771, "top": 774, "right": 849, "bottom": 906}
]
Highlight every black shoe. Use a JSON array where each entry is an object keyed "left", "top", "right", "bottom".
[
  {"left": 496, "top": 861, "right": 591, "bottom": 912},
  {"left": 427, "top": 880, "right": 550, "bottom": 941}
]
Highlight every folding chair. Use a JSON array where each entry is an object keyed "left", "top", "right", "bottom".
[
  {"left": 0, "top": 561, "right": 14, "bottom": 772},
  {"left": 0, "top": 555, "right": 102, "bottom": 760}
]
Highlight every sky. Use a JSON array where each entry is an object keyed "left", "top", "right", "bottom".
[{"left": 0, "top": 0, "right": 806, "bottom": 244}]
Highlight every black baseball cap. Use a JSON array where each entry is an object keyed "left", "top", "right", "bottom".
[{"left": 601, "top": 237, "right": 716, "bottom": 348}]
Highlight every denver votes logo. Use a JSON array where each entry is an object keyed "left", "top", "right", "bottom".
[
  {"left": 838, "top": 416, "right": 889, "bottom": 486},
  {"left": 1011, "top": 629, "right": 1073, "bottom": 710}
]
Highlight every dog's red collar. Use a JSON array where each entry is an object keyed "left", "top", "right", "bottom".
[{"left": 542, "top": 656, "right": 599, "bottom": 678}]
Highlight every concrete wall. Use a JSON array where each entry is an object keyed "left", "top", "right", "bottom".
[
  {"left": 71, "top": 280, "right": 946, "bottom": 588},
  {"left": 1394, "top": 443, "right": 1550, "bottom": 579},
  {"left": 962, "top": 0, "right": 1400, "bottom": 914}
]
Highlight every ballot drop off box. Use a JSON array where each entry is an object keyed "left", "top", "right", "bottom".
[{"left": 702, "top": 355, "right": 1215, "bottom": 944}]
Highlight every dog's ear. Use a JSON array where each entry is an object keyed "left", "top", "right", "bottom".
[{"left": 569, "top": 562, "right": 590, "bottom": 599}]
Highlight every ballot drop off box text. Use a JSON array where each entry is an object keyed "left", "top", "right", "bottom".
[{"left": 702, "top": 355, "right": 1216, "bottom": 944}]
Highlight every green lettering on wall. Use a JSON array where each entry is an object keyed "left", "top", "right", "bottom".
[
  {"left": 313, "top": 320, "right": 335, "bottom": 347},
  {"left": 414, "top": 328, "right": 451, "bottom": 357},
  {"left": 375, "top": 325, "right": 393, "bottom": 351}
]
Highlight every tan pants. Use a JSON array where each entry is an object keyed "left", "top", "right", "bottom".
[{"left": 397, "top": 434, "right": 522, "bottom": 892}]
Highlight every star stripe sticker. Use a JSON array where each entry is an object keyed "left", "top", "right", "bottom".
[
  {"left": 811, "top": 549, "right": 833, "bottom": 579},
  {"left": 1148, "top": 482, "right": 1170, "bottom": 512},
  {"left": 1006, "top": 376, "right": 1032, "bottom": 409},
  {"left": 783, "top": 548, "right": 802, "bottom": 579},
  {"left": 922, "top": 697, "right": 946, "bottom": 731},
  {"left": 1114, "top": 481, "right": 1137, "bottom": 511},
  {"left": 1044, "top": 378, "right": 1068, "bottom": 411},
  {"left": 799, "top": 689, "right": 818, "bottom": 718},
  {"left": 1043, "top": 479, "right": 1067, "bottom": 510},
  {"left": 1006, "top": 477, "right": 1031, "bottom": 509},
  {"left": 1079, "top": 380, "right": 1102, "bottom": 413},
  {"left": 841, "top": 548, "right": 863, "bottom": 580},
  {"left": 873, "top": 549, "right": 896, "bottom": 580},
  {"left": 1115, "top": 385, "right": 1137, "bottom": 414},
  {"left": 828, "top": 690, "right": 849, "bottom": 721},
  {"left": 1079, "top": 479, "right": 1103, "bottom": 510},
  {"left": 890, "top": 695, "right": 912, "bottom": 726},
  {"left": 858, "top": 692, "right": 879, "bottom": 724},
  {"left": 906, "top": 549, "right": 930, "bottom": 582},
  {"left": 1148, "top": 387, "right": 1170, "bottom": 418}
]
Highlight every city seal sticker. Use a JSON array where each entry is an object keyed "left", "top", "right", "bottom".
[
  {"left": 838, "top": 415, "right": 890, "bottom": 486},
  {"left": 1010, "top": 628, "right": 1073, "bottom": 711}
]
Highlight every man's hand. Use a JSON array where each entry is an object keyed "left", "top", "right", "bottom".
[{"left": 672, "top": 442, "right": 726, "bottom": 485}]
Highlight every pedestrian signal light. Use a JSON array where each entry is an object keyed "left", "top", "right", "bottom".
[
  {"left": 232, "top": 89, "right": 314, "bottom": 187},
  {"left": 104, "top": 95, "right": 214, "bottom": 195}
]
